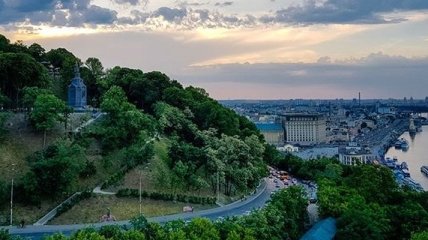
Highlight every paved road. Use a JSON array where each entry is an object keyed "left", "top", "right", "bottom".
[{"left": 4, "top": 178, "right": 277, "bottom": 240}]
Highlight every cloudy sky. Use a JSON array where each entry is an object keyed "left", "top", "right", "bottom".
[{"left": 1, "top": 0, "right": 428, "bottom": 99}]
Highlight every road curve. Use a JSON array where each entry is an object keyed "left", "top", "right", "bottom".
[{"left": 4, "top": 178, "right": 276, "bottom": 240}]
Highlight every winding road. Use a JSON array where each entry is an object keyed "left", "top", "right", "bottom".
[{"left": 3, "top": 178, "right": 279, "bottom": 240}]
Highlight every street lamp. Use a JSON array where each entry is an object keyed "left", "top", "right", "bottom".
[
  {"left": 139, "top": 168, "right": 142, "bottom": 215},
  {"left": 10, "top": 163, "right": 15, "bottom": 226},
  {"left": 216, "top": 171, "right": 220, "bottom": 204}
]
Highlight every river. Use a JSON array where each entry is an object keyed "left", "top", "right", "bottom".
[{"left": 386, "top": 125, "right": 428, "bottom": 190}]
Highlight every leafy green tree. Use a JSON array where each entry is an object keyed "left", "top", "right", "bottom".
[
  {"left": 28, "top": 43, "right": 46, "bottom": 62},
  {"left": 71, "top": 228, "right": 105, "bottom": 240},
  {"left": 145, "top": 223, "right": 167, "bottom": 240},
  {"left": 336, "top": 199, "right": 391, "bottom": 240},
  {"left": 123, "top": 230, "right": 146, "bottom": 240},
  {"left": 99, "top": 225, "right": 124, "bottom": 239},
  {"left": 266, "top": 186, "right": 309, "bottom": 239},
  {"left": 44, "top": 233, "right": 68, "bottom": 240},
  {"left": 45, "top": 48, "right": 80, "bottom": 98},
  {"left": 344, "top": 165, "right": 397, "bottom": 203},
  {"left": 85, "top": 57, "right": 104, "bottom": 79},
  {"left": 387, "top": 201, "right": 428, "bottom": 239},
  {"left": 322, "top": 163, "right": 343, "bottom": 181},
  {"left": 411, "top": 231, "right": 428, "bottom": 240},
  {"left": 185, "top": 218, "right": 220, "bottom": 240},
  {"left": 22, "top": 87, "right": 52, "bottom": 110},
  {"left": 81, "top": 57, "right": 104, "bottom": 105},
  {"left": 0, "top": 52, "right": 50, "bottom": 107},
  {"left": 131, "top": 215, "right": 149, "bottom": 232},
  {"left": 29, "top": 93, "right": 66, "bottom": 146},
  {"left": 0, "top": 34, "right": 10, "bottom": 52},
  {"left": 99, "top": 86, "right": 156, "bottom": 149},
  {"left": 208, "top": 134, "right": 265, "bottom": 195},
  {"left": 26, "top": 140, "right": 86, "bottom": 197}
]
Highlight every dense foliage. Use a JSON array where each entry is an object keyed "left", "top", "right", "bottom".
[
  {"left": 14, "top": 140, "right": 87, "bottom": 204},
  {"left": 0, "top": 33, "right": 267, "bottom": 209},
  {"left": 276, "top": 155, "right": 428, "bottom": 240}
]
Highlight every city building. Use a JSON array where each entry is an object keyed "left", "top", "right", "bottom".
[
  {"left": 282, "top": 114, "right": 326, "bottom": 145},
  {"left": 338, "top": 142, "right": 375, "bottom": 165},
  {"left": 68, "top": 63, "right": 87, "bottom": 110},
  {"left": 277, "top": 144, "right": 299, "bottom": 153},
  {"left": 255, "top": 123, "right": 284, "bottom": 146}
]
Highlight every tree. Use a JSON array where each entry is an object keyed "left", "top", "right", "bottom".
[
  {"left": 27, "top": 141, "right": 86, "bottom": 196},
  {"left": 22, "top": 86, "right": 52, "bottom": 110},
  {"left": 71, "top": 228, "right": 106, "bottom": 240},
  {"left": 123, "top": 230, "right": 146, "bottom": 240},
  {"left": 44, "top": 233, "right": 68, "bottom": 240},
  {"left": 0, "top": 34, "right": 10, "bottom": 52},
  {"left": 99, "top": 86, "right": 156, "bottom": 150},
  {"left": 45, "top": 48, "right": 80, "bottom": 98},
  {"left": 185, "top": 218, "right": 220, "bottom": 240},
  {"left": 85, "top": 57, "right": 104, "bottom": 79},
  {"left": 29, "top": 93, "right": 66, "bottom": 147},
  {"left": 336, "top": 200, "right": 391, "bottom": 240},
  {"left": 28, "top": 43, "right": 46, "bottom": 62},
  {"left": 387, "top": 201, "right": 428, "bottom": 239},
  {"left": 411, "top": 231, "right": 428, "bottom": 240},
  {"left": 131, "top": 215, "right": 149, "bottom": 232},
  {"left": 0, "top": 52, "right": 50, "bottom": 107},
  {"left": 82, "top": 57, "right": 104, "bottom": 104}
]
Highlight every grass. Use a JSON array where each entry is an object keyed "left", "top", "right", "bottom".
[
  {"left": 0, "top": 199, "right": 63, "bottom": 226},
  {"left": 0, "top": 112, "right": 108, "bottom": 225},
  {"left": 49, "top": 195, "right": 215, "bottom": 225},
  {"left": 0, "top": 112, "right": 93, "bottom": 181}
]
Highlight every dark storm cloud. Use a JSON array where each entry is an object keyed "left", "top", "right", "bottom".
[
  {"left": 214, "top": 1, "right": 233, "bottom": 7},
  {"left": 262, "top": 0, "right": 428, "bottom": 24},
  {"left": 68, "top": 5, "right": 118, "bottom": 26},
  {"left": 0, "top": 0, "right": 117, "bottom": 26},
  {"left": 153, "top": 7, "right": 187, "bottom": 22}
]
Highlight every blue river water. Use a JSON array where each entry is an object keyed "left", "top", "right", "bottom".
[{"left": 386, "top": 125, "right": 428, "bottom": 191}]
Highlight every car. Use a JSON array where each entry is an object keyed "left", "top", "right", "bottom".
[
  {"left": 275, "top": 185, "right": 280, "bottom": 188},
  {"left": 273, "top": 179, "right": 278, "bottom": 183}
]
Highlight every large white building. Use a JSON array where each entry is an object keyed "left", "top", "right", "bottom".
[
  {"left": 282, "top": 114, "right": 327, "bottom": 145},
  {"left": 339, "top": 143, "right": 375, "bottom": 165}
]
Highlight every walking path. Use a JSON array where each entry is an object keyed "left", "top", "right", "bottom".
[
  {"left": 4, "top": 179, "right": 272, "bottom": 240},
  {"left": 92, "top": 187, "right": 115, "bottom": 195}
]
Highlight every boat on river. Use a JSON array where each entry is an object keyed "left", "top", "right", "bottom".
[
  {"left": 421, "top": 166, "right": 428, "bottom": 177},
  {"left": 394, "top": 138, "right": 409, "bottom": 150}
]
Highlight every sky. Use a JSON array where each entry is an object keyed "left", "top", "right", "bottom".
[{"left": 1, "top": 0, "right": 428, "bottom": 100}]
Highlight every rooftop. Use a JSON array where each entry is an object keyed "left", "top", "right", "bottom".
[
  {"left": 255, "top": 123, "right": 283, "bottom": 132},
  {"left": 300, "top": 217, "right": 336, "bottom": 240}
]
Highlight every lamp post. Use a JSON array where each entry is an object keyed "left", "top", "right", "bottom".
[
  {"left": 139, "top": 168, "right": 142, "bottom": 215},
  {"left": 10, "top": 164, "right": 15, "bottom": 226},
  {"left": 216, "top": 171, "right": 220, "bottom": 203}
]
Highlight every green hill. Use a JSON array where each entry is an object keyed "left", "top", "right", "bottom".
[{"left": 0, "top": 34, "right": 268, "bottom": 225}]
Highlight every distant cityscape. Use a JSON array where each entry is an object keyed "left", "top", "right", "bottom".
[{"left": 222, "top": 97, "right": 428, "bottom": 191}]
